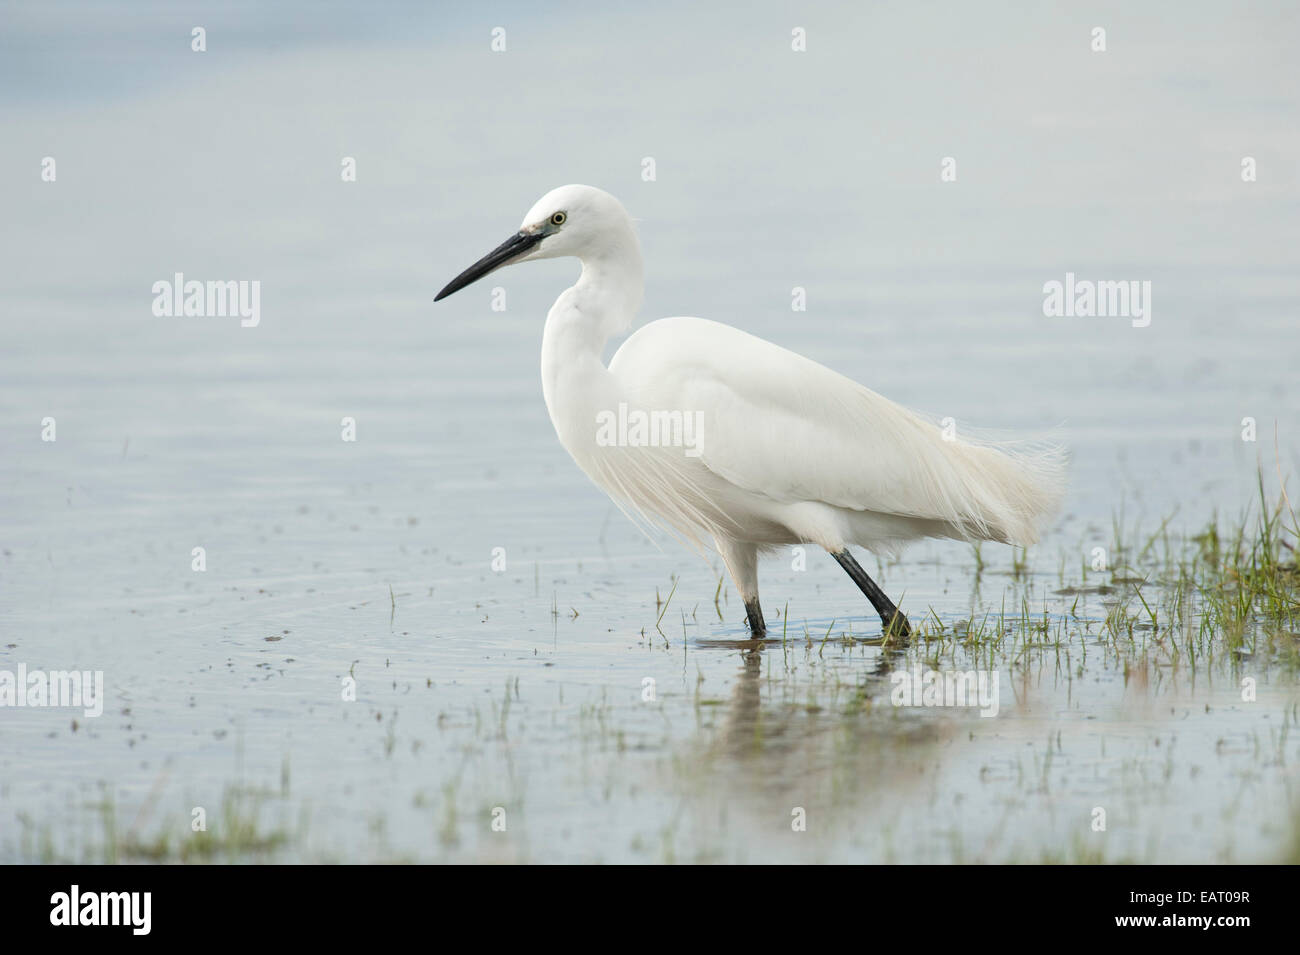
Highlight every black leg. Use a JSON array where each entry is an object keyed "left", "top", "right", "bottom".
[
  {"left": 831, "top": 550, "right": 911, "bottom": 639},
  {"left": 744, "top": 597, "right": 767, "bottom": 638}
]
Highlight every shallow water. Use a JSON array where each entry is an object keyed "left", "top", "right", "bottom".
[{"left": 2, "top": 1, "right": 1298, "bottom": 862}]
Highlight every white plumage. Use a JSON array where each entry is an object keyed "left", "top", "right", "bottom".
[{"left": 436, "top": 184, "right": 1066, "bottom": 637}]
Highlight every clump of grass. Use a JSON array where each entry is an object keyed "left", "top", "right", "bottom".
[
  {"left": 1190, "top": 473, "right": 1300, "bottom": 643},
  {"left": 101, "top": 785, "right": 294, "bottom": 863},
  {"left": 846, "top": 468, "right": 1300, "bottom": 677}
]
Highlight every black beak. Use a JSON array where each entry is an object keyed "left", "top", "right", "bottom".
[{"left": 434, "top": 231, "right": 544, "bottom": 301}]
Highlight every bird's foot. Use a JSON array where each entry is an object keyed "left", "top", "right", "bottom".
[
  {"left": 881, "top": 609, "right": 912, "bottom": 644},
  {"left": 744, "top": 598, "right": 767, "bottom": 639}
]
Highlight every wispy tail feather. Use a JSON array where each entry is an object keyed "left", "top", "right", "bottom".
[{"left": 927, "top": 428, "right": 1068, "bottom": 547}]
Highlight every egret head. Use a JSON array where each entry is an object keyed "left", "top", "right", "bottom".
[{"left": 434, "top": 184, "right": 634, "bottom": 301}]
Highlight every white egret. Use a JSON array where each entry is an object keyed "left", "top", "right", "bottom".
[{"left": 436, "top": 185, "right": 1065, "bottom": 638}]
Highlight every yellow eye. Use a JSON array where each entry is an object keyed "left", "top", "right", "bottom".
[{"left": 550, "top": 212, "right": 566, "bottom": 226}]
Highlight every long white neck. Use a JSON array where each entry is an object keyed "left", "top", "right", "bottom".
[{"left": 540, "top": 232, "right": 644, "bottom": 454}]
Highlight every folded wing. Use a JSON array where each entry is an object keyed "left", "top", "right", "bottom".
[{"left": 610, "top": 317, "right": 1065, "bottom": 546}]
